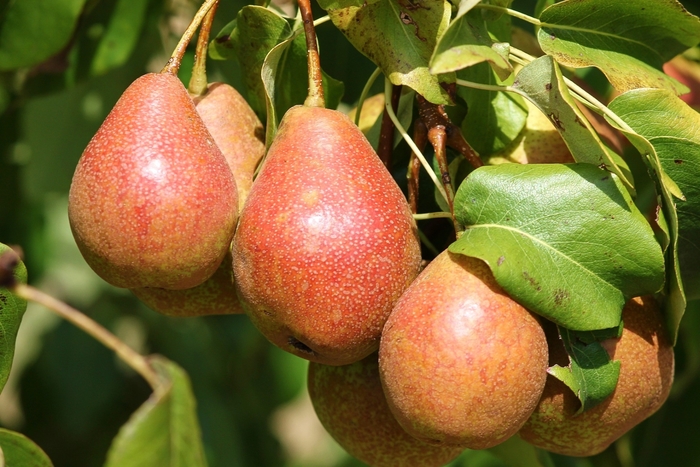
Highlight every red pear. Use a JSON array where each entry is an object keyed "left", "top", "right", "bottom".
[
  {"left": 379, "top": 250, "right": 548, "bottom": 449},
  {"left": 232, "top": 105, "right": 421, "bottom": 366},
  {"left": 68, "top": 73, "right": 238, "bottom": 289}
]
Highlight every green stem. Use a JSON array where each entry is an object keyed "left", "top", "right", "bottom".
[
  {"left": 383, "top": 78, "right": 448, "bottom": 203},
  {"left": 355, "top": 67, "right": 382, "bottom": 127},
  {"left": 13, "top": 283, "right": 161, "bottom": 392},
  {"left": 455, "top": 79, "right": 514, "bottom": 93},
  {"left": 413, "top": 212, "right": 453, "bottom": 220},
  {"left": 474, "top": 3, "right": 541, "bottom": 25},
  {"left": 298, "top": 0, "right": 325, "bottom": 107},
  {"left": 161, "top": 0, "right": 220, "bottom": 75},
  {"left": 188, "top": 0, "right": 219, "bottom": 96}
]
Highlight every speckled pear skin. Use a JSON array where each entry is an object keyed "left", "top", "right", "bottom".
[
  {"left": 379, "top": 251, "right": 548, "bottom": 449},
  {"left": 519, "top": 296, "right": 674, "bottom": 457},
  {"left": 68, "top": 73, "right": 238, "bottom": 290},
  {"left": 308, "top": 354, "right": 464, "bottom": 467},
  {"left": 131, "top": 250, "right": 243, "bottom": 316},
  {"left": 192, "top": 82, "right": 265, "bottom": 211},
  {"left": 232, "top": 105, "right": 421, "bottom": 366}
]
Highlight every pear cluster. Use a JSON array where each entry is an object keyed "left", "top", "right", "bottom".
[{"left": 68, "top": 72, "right": 674, "bottom": 467}]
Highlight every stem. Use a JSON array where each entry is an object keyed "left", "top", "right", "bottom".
[
  {"left": 474, "top": 3, "right": 541, "bottom": 26},
  {"left": 297, "top": 0, "right": 325, "bottom": 107},
  {"left": 355, "top": 67, "right": 382, "bottom": 127},
  {"left": 408, "top": 120, "right": 427, "bottom": 215},
  {"left": 429, "top": 125, "right": 463, "bottom": 235},
  {"left": 456, "top": 79, "right": 514, "bottom": 93},
  {"left": 188, "top": 0, "right": 219, "bottom": 96},
  {"left": 161, "top": 0, "right": 220, "bottom": 75},
  {"left": 378, "top": 84, "right": 401, "bottom": 169},
  {"left": 413, "top": 212, "right": 454, "bottom": 220},
  {"left": 383, "top": 78, "right": 448, "bottom": 203},
  {"left": 13, "top": 283, "right": 161, "bottom": 392}
]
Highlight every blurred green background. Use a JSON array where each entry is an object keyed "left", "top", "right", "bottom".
[{"left": 3, "top": 0, "right": 700, "bottom": 466}]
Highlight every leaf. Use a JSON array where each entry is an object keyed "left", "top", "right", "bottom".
[
  {"left": 0, "top": 243, "right": 27, "bottom": 394},
  {"left": 548, "top": 327, "right": 621, "bottom": 413},
  {"left": 537, "top": 0, "right": 700, "bottom": 95},
  {"left": 0, "top": 429, "right": 53, "bottom": 467},
  {"left": 449, "top": 163, "right": 665, "bottom": 331},
  {"left": 104, "top": 356, "right": 208, "bottom": 467},
  {"left": 458, "top": 62, "right": 527, "bottom": 156},
  {"left": 608, "top": 88, "right": 700, "bottom": 341},
  {"left": 487, "top": 434, "right": 555, "bottom": 467},
  {"left": 511, "top": 55, "right": 633, "bottom": 191},
  {"left": 90, "top": 0, "right": 150, "bottom": 75},
  {"left": 320, "top": 0, "right": 454, "bottom": 105},
  {"left": 430, "top": 8, "right": 512, "bottom": 79},
  {"left": 0, "top": 0, "right": 88, "bottom": 70},
  {"left": 208, "top": 19, "right": 237, "bottom": 61}
]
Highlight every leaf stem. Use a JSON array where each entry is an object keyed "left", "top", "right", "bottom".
[
  {"left": 12, "top": 283, "right": 161, "bottom": 392},
  {"left": 161, "top": 0, "right": 220, "bottom": 75},
  {"left": 413, "top": 212, "right": 454, "bottom": 220},
  {"left": 355, "top": 67, "right": 382, "bottom": 127},
  {"left": 188, "top": 0, "right": 219, "bottom": 96},
  {"left": 455, "top": 79, "right": 514, "bottom": 93},
  {"left": 297, "top": 0, "right": 325, "bottom": 107},
  {"left": 383, "top": 78, "right": 448, "bottom": 203},
  {"left": 474, "top": 3, "right": 541, "bottom": 26}
]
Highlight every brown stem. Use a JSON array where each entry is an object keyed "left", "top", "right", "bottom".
[
  {"left": 12, "top": 283, "right": 161, "bottom": 392},
  {"left": 428, "top": 125, "right": 463, "bottom": 235},
  {"left": 188, "top": 0, "right": 219, "bottom": 96},
  {"left": 408, "top": 119, "right": 428, "bottom": 214},
  {"left": 161, "top": 0, "right": 220, "bottom": 75},
  {"left": 446, "top": 128, "right": 483, "bottom": 170},
  {"left": 378, "top": 84, "right": 402, "bottom": 169},
  {"left": 297, "top": 0, "right": 325, "bottom": 107}
]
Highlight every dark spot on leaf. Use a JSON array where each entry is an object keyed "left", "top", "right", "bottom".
[
  {"left": 549, "top": 33, "right": 556, "bottom": 40},
  {"left": 554, "top": 289, "right": 569, "bottom": 306},
  {"left": 545, "top": 83, "right": 552, "bottom": 91},
  {"left": 497, "top": 256, "right": 505, "bottom": 266},
  {"left": 522, "top": 271, "right": 541, "bottom": 291},
  {"left": 215, "top": 35, "right": 230, "bottom": 44},
  {"left": 549, "top": 113, "right": 564, "bottom": 131},
  {"left": 598, "top": 163, "right": 608, "bottom": 170},
  {"left": 601, "top": 176, "right": 609, "bottom": 181},
  {"left": 675, "top": 159, "right": 684, "bottom": 164},
  {"left": 288, "top": 336, "right": 315, "bottom": 355}
]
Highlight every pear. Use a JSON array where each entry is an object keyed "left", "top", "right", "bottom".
[
  {"left": 68, "top": 73, "right": 238, "bottom": 290},
  {"left": 131, "top": 250, "right": 243, "bottom": 316},
  {"left": 232, "top": 105, "right": 422, "bottom": 366},
  {"left": 192, "top": 82, "right": 265, "bottom": 211},
  {"left": 308, "top": 353, "right": 464, "bottom": 467},
  {"left": 519, "top": 296, "right": 674, "bottom": 457},
  {"left": 379, "top": 250, "right": 548, "bottom": 449}
]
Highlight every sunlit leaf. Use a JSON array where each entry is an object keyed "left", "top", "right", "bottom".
[
  {"left": 0, "top": 243, "right": 27, "bottom": 394},
  {"left": 104, "top": 357, "right": 208, "bottom": 467},
  {"left": 90, "top": 0, "right": 150, "bottom": 75},
  {"left": 450, "top": 163, "right": 665, "bottom": 331},
  {"left": 538, "top": 0, "right": 700, "bottom": 94},
  {"left": 0, "top": 0, "right": 88, "bottom": 70},
  {"left": 487, "top": 434, "right": 555, "bottom": 467},
  {"left": 0, "top": 429, "right": 53, "bottom": 467},
  {"left": 320, "top": 0, "right": 454, "bottom": 105},
  {"left": 511, "top": 55, "right": 633, "bottom": 190}
]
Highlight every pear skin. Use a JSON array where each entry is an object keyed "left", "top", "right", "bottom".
[
  {"left": 308, "top": 353, "right": 464, "bottom": 467},
  {"left": 68, "top": 73, "right": 238, "bottom": 289},
  {"left": 232, "top": 106, "right": 421, "bottom": 366},
  {"left": 519, "top": 296, "right": 674, "bottom": 457},
  {"left": 192, "top": 82, "right": 265, "bottom": 210},
  {"left": 379, "top": 250, "right": 548, "bottom": 449},
  {"left": 131, "top": 250, "right": 243, "bottom": 317}
]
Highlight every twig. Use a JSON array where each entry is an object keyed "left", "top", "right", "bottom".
[
  {"left": 298, "top": 0, "right": 325, "bottom": 107},
  {"left": 188, "top": 0, "right": 219, "bottom": 96},
  {"left": 162, "top": 0, "right": 220, "bottom": 75},
  {"left": 378, "top": 84, "right": 402, "bottom": 169}
]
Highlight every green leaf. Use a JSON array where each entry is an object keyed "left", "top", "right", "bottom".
[
  {"left": 104, "top": 356, "right": 208, "bottom": 467},
  {"left": 0, "top": 429, "right": 53, "bottom": 467},
  {"left": 608, "top": 88, "right": 700, "bottom": 341},
  {"left": 487, "top": 434, "right": 554, "bottom": 467},
  {"left": 450, "top": 163, "right": 665, "bottom": 331},
  {"left": 208, "top": 19, "right": 237, "bottom": 61},
  {"left": 0, "top": 243, "right": 27, "bottom": 394},
  {"left": 89, "top": 0, "right": 150, "bottom": 75},
  {"left": 321, "top": 0, "right": 454, "bottom": 105},
  {"left": 430, "top": 8, "right": 512, "bottom": 79},
  {"left": 548, "top": 327, "right": 621, "bottom": 413},
  {"left": 364, "top": 89, "right": 415, "bottom": 151},
  {"left": 0, "top": 0, "right": 88, "bottom": 70},
  {"left": 458, "top": 62, "right": 527, "bottom": 156},
  {"left": 537, "top": 0, "right": 700, "bottom": 95},
  {"left": 511, "top": 55, "right": 633, "bottom": 191}
]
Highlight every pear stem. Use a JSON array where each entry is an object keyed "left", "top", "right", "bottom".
[
  {"left": 11, "top": 283, "right": 161, "bottom": 392},
  {"left": 408, "top": 120, "right": 427, "bottom": 215},
  {"left": 297, "top": 0, "right": 325, "bottom": 107},
  {"left": 378, "top": 84, "right": 401, "bottom": 169},
  {"left": 188, "top": 0, "right": 219, "bottom": 96},
  {"left": 161, "top": 0, "right": 220, "bottom": 75}
]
